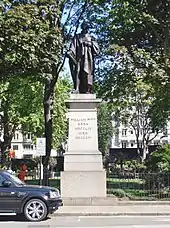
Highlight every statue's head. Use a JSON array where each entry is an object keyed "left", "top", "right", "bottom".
[{"left": 81, "top": 21, "right": 90, "bottom": 31}]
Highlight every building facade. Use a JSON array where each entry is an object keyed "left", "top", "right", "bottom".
[
  {"left": 11, "top": 132, "right": 35, "bottom": 159},
  {"left": 111, "top": 121, "right": 170, "bottom": 149},
  {"left": 10, "top": 132, "right": 58, "bottom": 159}
]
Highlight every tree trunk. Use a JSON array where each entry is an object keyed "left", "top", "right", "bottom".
[
  {"left": 42, "top": 77, "right": 53, "bottom": 186},
  {"left": 142, "top": 142, "right": 148, "bottom": 162},
  {"left": 0, "top": 108, "right": 13, "bottom": 166}
]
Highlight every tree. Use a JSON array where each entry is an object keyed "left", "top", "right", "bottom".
[
  {"left": 0, "top": 77, "right": 43, "bottom": 164},
  {"left": 97, "top": 103, "right": 114, "bottom": 157},
  {"left": 0, "top": 0, "right": 72, "bottom": 183},
  {"left": 95, "top": 39, "right": 167, "bottom": 161},
  {"left": 87, "top": 1, "right": 170, "bottom": 163},
  {"left": 92, "top": 0, "right": 170, "bottom": 130},
  {"left": 146, "top": 144, "right": 170, "bottom": 172},
  {"left": 52, "top": 77, "right": 71, "bottom": 150},
  {"left": 0, "top": 1, "right": 62, "bottom": 181},
  {"left": 114, "top": 79, "right": 166, "bottom": 161},
  {"left": 144, "top": 144, "right": 170, "bottom": 191},
  {"left": 0, "top": 75, "right": 70, "bottom": 167},
  {"left": 0, "top": 0, "right": 106, "bottom": 184}
]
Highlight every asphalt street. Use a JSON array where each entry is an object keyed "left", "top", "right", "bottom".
[{"left": 0, "top": 216, "right": 170, "bottom": 228}]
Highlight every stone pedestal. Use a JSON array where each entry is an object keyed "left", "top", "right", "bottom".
[{"left": 60, "top": 94, "right": 106, "bottom": 198}]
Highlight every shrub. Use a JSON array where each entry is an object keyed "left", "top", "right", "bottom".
[
  {"left": 110, "top": 189, "right": 126, "bottom": 198},
  {"left": 145, "top": 144, "right": 170, "bottom": 172}
]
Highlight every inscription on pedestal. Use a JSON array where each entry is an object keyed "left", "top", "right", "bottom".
[
  {"left": 70, "top": 117, "right": 96, "bottom": 140},
  {"left": 68, "top": 115, "right": 98, "bottom": 151}
]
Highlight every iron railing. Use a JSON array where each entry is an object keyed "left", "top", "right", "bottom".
[
  {"left": 24, "top": 171, "right": 170, "bottom": 200},
  {"left": 107, "top": 172, "right": 170, "bottom": 200}
]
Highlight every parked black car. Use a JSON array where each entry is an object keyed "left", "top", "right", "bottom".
[{"left": 0, "top": 170, "right": 62, "bottom": 221}]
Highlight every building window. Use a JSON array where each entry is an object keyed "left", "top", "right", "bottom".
[
  {"left": 130, "top": 130, "right": 133, "bottom": 134},
  {"left": 23, "top": 155, "right": 33, "bottom": 159},
  {"left": 23, "top": 145, "right": 31, "bottom": 150},
  {"left": 162, "top": 140, "right": 168, "bottom": 145},
  {"left": 122, "top": 129, "right": 127, "bottom": 136},
  {"left": 13, "top": 134, "right": 19, "bottom": 140},
  {"left": 122, "top": 120, "right": 128, "bottom": 127},
  {"left": 13, "top": 145, "right": 18, "bottom": 150},
  {"left": 23, "top": 133, "right": 31, "bottom": 140},
  {"left": 154, "top": 141, "right": 160, "bottom": 145},
  {"left": 122, "top": 142, "right": 127, "bottom": 148},
  {"left": 130, "top": 140, "right": 135, "bottom": 147}
]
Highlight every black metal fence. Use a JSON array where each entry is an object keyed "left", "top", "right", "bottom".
[
  {"left": 24, "top": 170, "right": 60, "bottom": 180},
  {"left": 24, "top": 171, "right": 170, "bottom": 200},
  {"left": 107, "top": 172, "right": 170, "bottom": 200}
]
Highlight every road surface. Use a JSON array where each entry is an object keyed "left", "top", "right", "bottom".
[{"left": 0, "top": 215, "right": 170, "bottom": 228}]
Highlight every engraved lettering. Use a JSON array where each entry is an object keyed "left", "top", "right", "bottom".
[{"left": 70, "top": 117, "right": 95, "bottom": 140}]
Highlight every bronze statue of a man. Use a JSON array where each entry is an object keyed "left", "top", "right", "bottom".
[{"left": 67, "top": 22, "right": 99, "bottom": 94}]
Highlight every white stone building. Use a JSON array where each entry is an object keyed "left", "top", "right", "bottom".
[
  {"left": 11, "top": 132, "right": 35, "bottom": 159},
  {"left": 10, "top": 132, "right": 58, "bottom": 159},
  {"left": 111, "top": 120, "right": 170, "bottom": 149}
]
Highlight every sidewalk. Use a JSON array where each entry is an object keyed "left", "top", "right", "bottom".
[{"left": 54, "top": 205, "right": 170, "bottom": 216}]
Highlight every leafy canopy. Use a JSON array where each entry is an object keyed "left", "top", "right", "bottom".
[
  {"left": 0, "top": 1, "right": 62, "bottom": 79},
  {"left": 146, "top": 144, "right": 170, "bottom": 172},
  {"left": 97, "top": 102, "right": 114, "bottom": 157},
  {"left": 93, "top": 0, "right": 170, "bottom": 132}
]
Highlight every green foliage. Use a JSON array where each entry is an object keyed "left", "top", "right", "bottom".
[
  {"left": 146, "top": 144, "right": 170, "bottom": 172},
  {"left": 109, "top": 189, "right": 126, "bottom": 198},
  {"left": 52, "top": 77, "right": 71, "bottom": 150},
  {"left": 89, "top": 0, "right": 170, "bottom": 162},
  {"left": 113, "top": 78, "right": 166, "bottom": 160},
  {"left": 0, "top": 2, "right": 63, "bottom": 79},
  {"left": 92, "top": 0, "right": 169, "bottom": 135},
  {"left": 0, "top": 76, "right": 70, "bottom": 157},
  {"left": 97, "top": 102, "right": 114, "bottom": 157},
  {"left": 0, "top": 77, "right": 44, "bottom": 138},
  {"left": 0, "top": 0, "right": 109, "bottom": 175},
  {"left": 15, "top": 79, "right": 44, "bottom": 137},
  {"left": 125, "top": 160, "right": 146, "bottom": 172}
]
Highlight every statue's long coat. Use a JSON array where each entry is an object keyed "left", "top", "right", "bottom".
[{"left": 68, "top": 32, "right": 99, "bottom": 92}]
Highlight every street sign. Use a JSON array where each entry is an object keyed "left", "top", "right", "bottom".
[{"left": 36, "top": 138, "right": 46, "bottom": 156}]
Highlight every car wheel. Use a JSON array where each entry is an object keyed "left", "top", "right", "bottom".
[{"left": 24, "top": 199, "right": 48, "bottom": 222}]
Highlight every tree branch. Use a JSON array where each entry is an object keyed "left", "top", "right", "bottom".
[
  {"left": 52, "top": 0, "right": 89, "bottom": 88},
  {"left": 63, "top": 0, "right": 77, "bottom": 27}
]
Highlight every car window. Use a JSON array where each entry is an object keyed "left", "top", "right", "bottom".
[
  {"left": 5, "top": 172, "right": 25, "bottom": 186},
  {"left": 0, "top": 174, "right": 6, "bottom": 187}
]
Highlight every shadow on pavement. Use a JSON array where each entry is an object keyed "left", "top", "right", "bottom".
[{"left": 0, "top": 215, "right": 51, "bottom": 222}]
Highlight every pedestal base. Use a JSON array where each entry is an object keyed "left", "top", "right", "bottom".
[
  {"left": 61, "top": 171, "right": 106, "bottom": 198},
  {"left": 62, "top": 197, "right": 117, "bottom": 206}
]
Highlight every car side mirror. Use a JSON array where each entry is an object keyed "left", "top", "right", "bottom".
[{"left": 2, "top": 181, "right": 12, "bottom": 187}]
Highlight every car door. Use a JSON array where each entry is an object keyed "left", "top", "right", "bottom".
[{"left": 0, "top": 173, "right": 17, "bottom": 212}]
